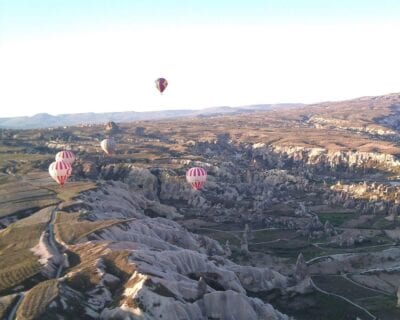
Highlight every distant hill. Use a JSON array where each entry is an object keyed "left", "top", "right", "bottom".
[{"left": 0, "top": 104, "right": 302, "bottom": 129}]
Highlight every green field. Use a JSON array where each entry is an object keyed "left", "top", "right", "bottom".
[
  {"left": 358, "top": 295, "right": 400, "bottom": 320},
  {"left": 251, "top": 229, "right": 299, "bottom": 243},
  {"left": 254, "top": 290, "right": 375, "bottom": 320},
  {"left": 312, "top": 275, "right": 400, "bottom": 320},
  {"left": 317, "top": 212, "right": 354, "bottom": 227}
]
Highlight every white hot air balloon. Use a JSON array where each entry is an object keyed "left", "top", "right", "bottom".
[
  {"left": 55, "top": 150, "right": 76, "bottom": 165},
  {"left": 100, "top": 138, "right": 116, "bottom": 155},
  {"left": 49, "top": 160, "right": 72, "bottom": 186},
  {"left": 186, "top": 167, "right": 207, "bottom": 190}
]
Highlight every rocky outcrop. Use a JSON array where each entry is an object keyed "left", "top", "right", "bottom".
[
  {"left": 105, "top": 121, "right": 120, "bottom": 133},
  {"left": 101, "top": 289, "right": 290, "bottom": 320},
  {"left": 328, "top": 229, "right": 369, "bottom": 248},
  {"left": 294, "top": 253, "right": 308, "bottom": 282},
  {"left": 397, "top": 286, "right": 400, "bottom": 307},
  {"left": 80, "top": 181, "right": 182, "bottom": 220},
  {"left": 308, "top": 115, "right": 396, "bottom": 136},
  {"left": 61, "top": 180, "right": 294, "bottom": 319},
  {"left": 331, "top": 181, "right": 400, "bottom": 202},
  {"left": 100, "top": 165, "right": 159, "bottom": 200},
  {"left": 252, "top": 143, "right": 400, "bottom": 173},
  {"left": 377, "top": 103, "right": 400, "bottom": 132}
]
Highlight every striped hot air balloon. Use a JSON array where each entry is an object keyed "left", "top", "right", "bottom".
[
  {"left": 55, "top": 150, "right": 76, "bottom": 165},
  {"left": 186, "top": 167, "right": 207, "bottom": 191},
  {"left": 155, "top": 77, "right": 168, "bottom": 94},
  {"left": 49, "top": 160, "right": 72, "bottom": 186},
  {"left": 100, "top": 138, "right": 116, "bottom": 155}
]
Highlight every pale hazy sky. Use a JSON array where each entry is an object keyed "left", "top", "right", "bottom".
[{"left": 1, "top": 0, "right": 400, "bottom": 117}]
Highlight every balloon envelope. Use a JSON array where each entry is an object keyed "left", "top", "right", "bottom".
[
  {"left": 101, "top": 138, "right": 116, "bottom": 155},
  {"left": 55, "top": 150, "right": 75, "bottom": 165},
  {"left": 49, "top": 160, "right": 72, "bottom": 186},
  {"left": 186, "top": 167, "right": 207, "bottom": 190},
  {"left": 155, "top": 78, "right": 168, "bottom": 94}
]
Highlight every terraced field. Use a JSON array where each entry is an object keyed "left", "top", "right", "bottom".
[
  {"left": 0, "top": 207, "right": 53, "bottom": 294},
  {"left": 0, "top": 174, "right": 59, "bottom": 218},
  {"left": 16, "top": 279, "right": 59, "bottom": 320},
  {"left": 54, "top": 211, "right": 121, "bottom": 244}
]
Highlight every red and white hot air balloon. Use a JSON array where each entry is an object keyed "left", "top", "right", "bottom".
[
  {"left": 186, "top": 167, "right": 207, "bottom": 191},
  {"left": 55, "top": 150, "right": 75, "bottom": 165},
  {"left": 49, "top": 160, "right": 72, "bottom": 186},
  {"left": 155, "top": 77, "right": 168, "bottom": 94},
  {"left": 100, "top": 138, "right": 116, "bottom": 155}
]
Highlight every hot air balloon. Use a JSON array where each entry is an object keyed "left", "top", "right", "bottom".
[
  {"left": 55, "top": 150, "right": 75, "bottom": 165},
  {"left": 155, "top": 77, "right": 168, "bottom": 94},
  {"left": 100, "top": 138, "right": 116, "bottom": 155},
  {"left": 49, "top": 160, "right": 72, "bottom": 186},
  {"left": 186, "top": 167, "right": 207, "bottom": 190}
]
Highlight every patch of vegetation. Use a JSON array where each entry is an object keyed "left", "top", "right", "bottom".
[
  {"left": 318, "top": 212, "right": 354, "bottom": 227},
  {"left": 16, "top": 279, "right": 59, "bottom": 320},
  {"left": 359, "top": 295, "right": 400, "bottom": 320},
  {"left": 250, "top": 238, "right": 322, "bottom": 261},
  {"left": 312, "top": 275, "right": 381, "bottom": 299},
  {"left": 269, "top": 291, "right": 375, "bottom": 320},
  {"left": 0, "top": 260, "right": 43, "bottom": 294},
  {"left": 251, "top": 229, "right": 298, "bottom": 243}
]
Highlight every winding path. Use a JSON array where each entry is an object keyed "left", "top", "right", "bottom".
[
  {"left": 342, "top": 273, "right": 392, "bottom": 296},
  {"left": 47, "top": 205, "right": 64, "bottom": 278},
  {"left": 7, "top": 293, "right": 24, "bottom": 320}
]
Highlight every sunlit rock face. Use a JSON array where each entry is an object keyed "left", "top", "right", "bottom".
[
  {"left": 252, "top": 143, "right": 400, "bottom": 172},
  {"left": 308, "top": 115, "right": 397, "bottom": 136}
]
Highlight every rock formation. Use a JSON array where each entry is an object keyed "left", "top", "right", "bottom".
[
  {"left": 294, "top": 253, "right": 308, "bottom": 282},
  {"left": 105, "top": 121, "right": 120, "bottom": 133}
]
